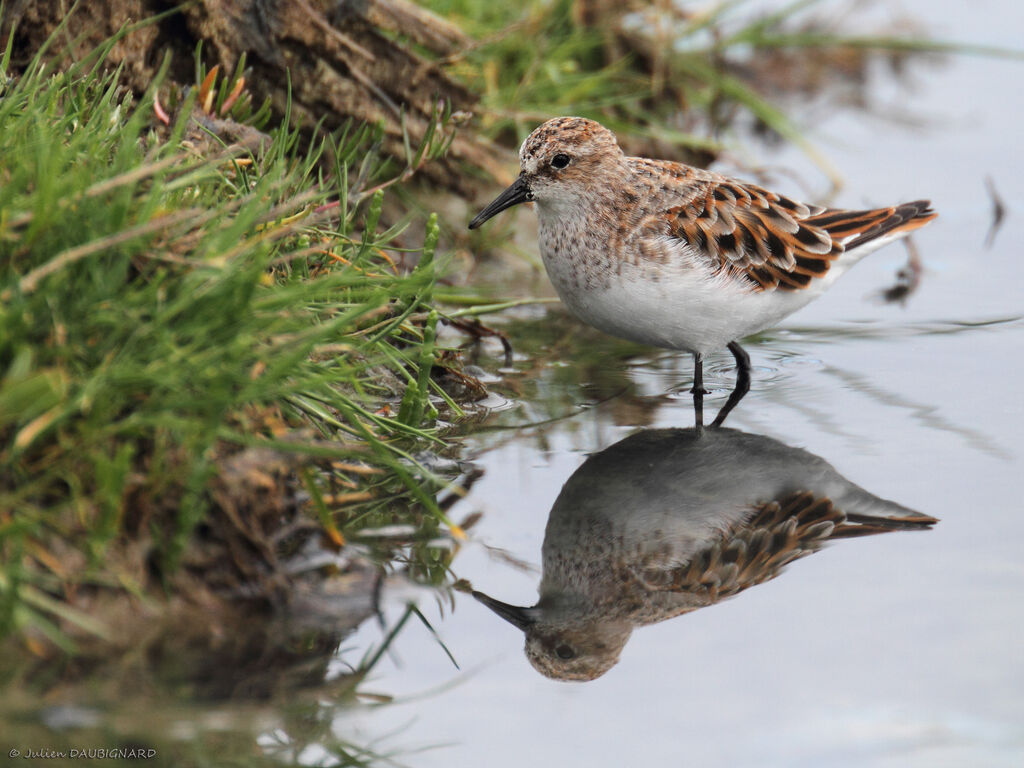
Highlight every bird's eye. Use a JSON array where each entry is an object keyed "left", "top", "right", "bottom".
[
  {"left": 550, "top": 153, "right": 571, "bottom": 170},
  {"left": 555, "top": 644, "right": 576, "bottom": 660}
]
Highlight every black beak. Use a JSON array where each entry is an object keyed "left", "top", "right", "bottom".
[
  {"left": 468, "top": 175, "right": 533, "bottom": 229},
  {"left": 472, "top": 590, "right": 538, "bottom": 631}
]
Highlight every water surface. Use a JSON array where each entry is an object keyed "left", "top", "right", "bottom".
[
  {"left": 338, "top": 3, "right": 1024, "bottom": 766},
  {"left": 7, "top": 2, "right": 1024, "bottom": 766}
]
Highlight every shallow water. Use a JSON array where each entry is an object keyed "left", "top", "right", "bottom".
[
  {"left": 7, "top": 1, "right": 1024, "bottom": 766},
  {"left": 333, "top": 3, "right": 1024, "bottom": 766}
]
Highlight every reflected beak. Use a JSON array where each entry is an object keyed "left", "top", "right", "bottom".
[
  {"left": 468, "top": 175, "right": 533, "bottom": 229},
  {"left": 472, "top": 590, "right": 538, "bottom": 631}
]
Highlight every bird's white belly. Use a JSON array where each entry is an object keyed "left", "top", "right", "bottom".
[{"left": 543, "top": 254, "right": 819, "bottom": 355}]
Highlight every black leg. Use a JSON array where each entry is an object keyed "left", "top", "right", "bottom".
[
  {"left": 690, "top": 352, "right": 709, "bottom": 395},
  {"left": 711, "top": 341, "right": 751, "bottom": 428},
  {"left": 691, "top": 352, "right": 704, "bottom": 434}
]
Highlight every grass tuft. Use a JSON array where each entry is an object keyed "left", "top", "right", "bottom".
[{"left": 0, "top": 39, "right": 466, "bottom": 645}]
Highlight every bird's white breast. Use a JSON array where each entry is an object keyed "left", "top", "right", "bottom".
[{"left": 539, "top": 224, "right": 826, "bottom": 355}]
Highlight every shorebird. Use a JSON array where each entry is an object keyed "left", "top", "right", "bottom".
[
  {"left": 472, "top": 427, "right": 937, "bottom": 681},
  {"left": 469, "top": 117, "right": 936, "bottom": 427}
]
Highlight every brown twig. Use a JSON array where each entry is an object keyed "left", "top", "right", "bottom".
[{"left": 445, "top": 316, "right": 514, "bottom": 366}]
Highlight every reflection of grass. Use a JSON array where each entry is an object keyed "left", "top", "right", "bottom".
[
  {"left": 256, "top": 603, "right": 460, "bottom": 767},
  {"left": 0, "top": 601, "right": 455, "bottom": 767},
  {"left": 0, "top": 36, "right": 466, "bottom": 648}
]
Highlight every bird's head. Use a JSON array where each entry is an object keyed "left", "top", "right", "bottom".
[
  {"left": 468, "top": 117, "right": 625, "bottom": 229},
  {"left": 472, "top": 589, "right": 631, "bottom": 681}
]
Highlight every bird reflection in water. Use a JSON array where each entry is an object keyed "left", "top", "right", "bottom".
[{"left": 473, "top": 426, "right": 936, "bottom": 681}]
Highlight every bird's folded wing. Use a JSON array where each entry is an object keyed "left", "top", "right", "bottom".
[
  {"left": 633, "top": 489, "right": 937, "bottom": 603},
  {"left": 642, "top": 175, "right": 935, "bottom": 292}
]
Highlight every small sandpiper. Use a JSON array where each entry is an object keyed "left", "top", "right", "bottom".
[
  {"left": 469, "top": 117, "right": 936, "bottom": 426},
  {"left": 472, "top": 426, "right": 937, "bottom": 681}
]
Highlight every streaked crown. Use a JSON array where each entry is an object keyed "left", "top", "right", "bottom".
[{"left": 520, "top": 117, "right": 620, "bottom": 161}]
